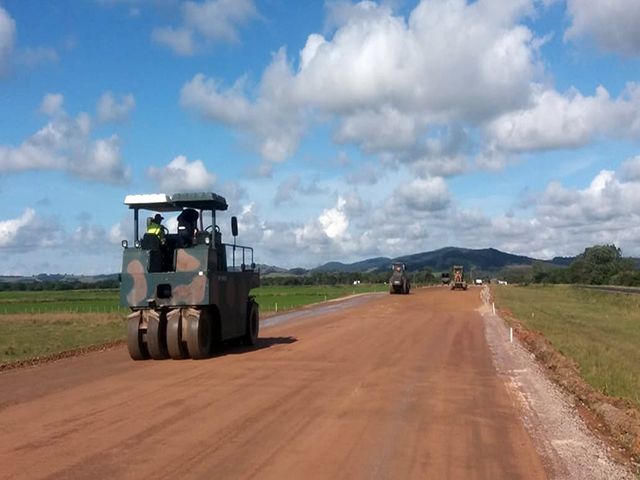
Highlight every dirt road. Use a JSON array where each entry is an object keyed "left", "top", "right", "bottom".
[{"left": 0, "top": 288, "right": 548, "bottom": 480}]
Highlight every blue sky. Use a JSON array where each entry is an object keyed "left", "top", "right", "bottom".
[{"left": 1, "top": 0, "right": 640, "bottom": 274}]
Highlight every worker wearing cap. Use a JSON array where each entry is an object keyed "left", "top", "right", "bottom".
[{"left": 147, "top": 213, "right": 166, "bottom": 242}]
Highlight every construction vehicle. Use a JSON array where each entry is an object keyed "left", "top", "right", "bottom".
[
  {"left": 441, "top": 272, "right": 451, "bottom": 285},
  {"left": 119, "top": 192, "right": 259, "bottom": 360},
  {"left": 389, "top": 261, "right": 410, "bottom": 294},
  {"left": 450, "top": 265, "right": 467, "bottom": 291}
]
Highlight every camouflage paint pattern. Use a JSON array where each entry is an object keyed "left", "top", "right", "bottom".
[
  {"left": 175, "top": 249, "right": 200, "bottom": 272},
  {"left": 120, "top": 241, "right": 259, "bottom": 322}
]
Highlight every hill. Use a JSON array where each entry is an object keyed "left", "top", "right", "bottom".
[{"left": 314, "top": 247, "right": 569, "bottom": 274}]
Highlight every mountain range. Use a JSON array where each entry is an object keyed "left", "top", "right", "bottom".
[
  {"left": 311, "top": 247, "right": 570, "bottom": 274},
  {"left": 260, "top": 247, "right": 574, "bottom": 276}
]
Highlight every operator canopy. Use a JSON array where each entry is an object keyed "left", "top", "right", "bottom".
[{"left": 123, "top": 192, "right": 228, "bottom": 211}]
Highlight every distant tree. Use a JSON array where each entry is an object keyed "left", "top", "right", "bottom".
[
  {"left": 567, "top": 244, "right": 639, "bottom": 285},
  {"left": 423, "top": 267, "right": 435, "bottom": 284},
  {"left": 567, "top": 258, "right": 590, "bottom": 284},
  {"left": 531, "top": 261, "right": 548, "bottom": 283},
  {"left": 501, "top": 266, "right": 533, "bottom": 284},
  {"left": 547, "top": 267, "right": 568, "bottom": 284}
]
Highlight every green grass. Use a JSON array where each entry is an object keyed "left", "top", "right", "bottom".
[
  {"left": 493, "top": 284, "right": 640, "bottom": 407},
  {"left": 0, "top": 284, "right": 381, "bottom": 363},
  {"left": 253, "top": 284, "right": 381, "bottom": 312},
  {"left": 0, "top": 313, "right": 125, "bottom": 363},
  {"left": 0, "top": 285, "right": 382, "bottom": 315},
  {"left": 0, "top": 289, "right": 124, "bottom": 314}
]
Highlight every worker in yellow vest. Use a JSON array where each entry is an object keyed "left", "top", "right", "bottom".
[{"left": 147, "top": 213, "right": 166, "bottom": 243}]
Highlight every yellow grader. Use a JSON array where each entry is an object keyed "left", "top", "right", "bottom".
[{"left": 450, "top": 265, "right": 467, "bottom": 291}]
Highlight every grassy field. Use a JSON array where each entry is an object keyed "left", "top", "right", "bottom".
[
  {"left": 255, "top": 284, "right": 381, "bottom": 312},
  {"left": 0, "top": 313, "right": 125, "bottom": 363},
  {"left": 0, "top": 285, "right": 381, "bottom": 315},
  {"left": 0, "top": 289, "right": 124, "bottom": 314},
  {"left": 492, "top": 284, "right": 640, "bottom": 407},
  {"left": 0, "top": 284, "right": 381, "bottom": 364}
]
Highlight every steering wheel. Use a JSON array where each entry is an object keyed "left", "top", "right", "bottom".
[{"left": 204, "top": 225, "right": 221, "bottom": 233}]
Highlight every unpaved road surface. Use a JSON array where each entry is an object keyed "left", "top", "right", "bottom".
[{"left": 0, "top": 289, "right": 548, "bottom": 479}]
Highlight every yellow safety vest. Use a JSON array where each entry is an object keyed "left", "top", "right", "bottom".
[{"left": 147, "top": 223, "right": 163, "bottom": 238}]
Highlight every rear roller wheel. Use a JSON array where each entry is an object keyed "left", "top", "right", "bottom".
[
  {"left": 147, "top": 311, "right": 169, "bottom": 360},
  {"left": 243, "top": 300, "right": 259, "bottom": 347},
  {"left": 186, "top": 310, "right": 212, "bottom": 360},
  {"left": 167, "top": 311, "right": 189, "bottom": 359},
  {"left": 127, "top": 314, "right": 149, "bottom": 361}
]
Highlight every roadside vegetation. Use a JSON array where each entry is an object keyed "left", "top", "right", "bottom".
[
  {"left": 0, "top": 313, "right": 124, "bottom": 364},
  {"left": 0, "top": 289, "right": 124, "bottom": 315},
  {"left": 499, "top": 244, "right": 640, "bottom": 286},
  {"left": 256, "top": 284, "right": 380, "bottom": 312},
  {"left": 493, "top": 284, "right": 640, "bottom": 408},
  {"left": 0, "top": 284, "right": 383, "bottom": 364}
]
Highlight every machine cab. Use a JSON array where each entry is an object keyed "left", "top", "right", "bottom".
[{"left": 120, "top": 192, "right": 254, "bottom": 274}]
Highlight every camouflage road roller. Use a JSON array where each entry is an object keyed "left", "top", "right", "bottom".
[
  {"left": 119, "top": 192, "right": 260, "bottom": 360},
  {"left": 389, "top": 261, "right": 410, "bottom": 294}
]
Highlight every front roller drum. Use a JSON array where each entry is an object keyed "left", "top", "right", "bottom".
[
  {"left": 167, "top": 309, "right": 189, "bottom": 360},
  {"left": 127, "top": 311, "right": 149, "bottom": 361},
  {"left": 186, "top": 308, "right": 212, "bottom": 360},
  {"left": 147, "top": 310, "right": 169, "bottom": 360}
]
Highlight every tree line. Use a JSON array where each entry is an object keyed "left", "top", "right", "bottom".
[
  {"left": 499, "top": 245, "right": 640, "bottom": 286},
  {"left": 0, "top": 279, "right": 120, "bottom": 292},
  {"left": 260, "top": 268, "right": 442, "bottom": 287}
]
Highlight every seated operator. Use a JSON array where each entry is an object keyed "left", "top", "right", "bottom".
[
  {"left": 147, "top": 213, "right": 166, "bottom": 243},
  {"left": 177, "top": 208, "right": 199, "bottom": 247}
]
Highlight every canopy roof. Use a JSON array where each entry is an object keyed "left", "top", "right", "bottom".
[{"left": 124, "top": 192, "right": 228, "bottom": 212}]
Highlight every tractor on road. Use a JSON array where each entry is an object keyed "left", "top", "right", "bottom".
[
  {"left": 119, "top": 192, "right": 260, "bottom": 360},
  {"left": 389, "top": 261, "right": 411, "bottom": 294},
  {"left": 450, "top": 265, "right": 467, "bottom": 291}
]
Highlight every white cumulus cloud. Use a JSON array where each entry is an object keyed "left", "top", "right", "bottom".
[
  {"left": 147, "top": 155, "right": 218, "bottom": 192},
  {"left": 40, "top": 93, "right": 64, "bottom": 115},
  {"left": 319, "top": 197, "right": 349, "bottom": 239},
  {"left": 152, "top": 0, "right": 258, "bottom": 55},
  {"left": 0, "top": 93, "right": 131, "bottom": 184},
  {"left": 180, "top": 0, "right": 547, "bottom": 171},
  {"left": 0, "top": 208, "right": 65, "bottom": 251},
  {"left": 394, "top": 177, "right": 452, "bottom": 212},
  {"left": 485, "top": 83, "right": 640, "bottom": 153},
  {"left": 96, "top": 91, "right": 136, "bottom": 123},
  {"left": 0, "top": 6, "right": 16, "bottom": 73},
  {"left": 565, "top": 0, "right": 640, "bottom": 55},
  {"left": 16, "top": 46, "right": 58, "bottom": 68},
  {"left": 151, "top": 26, "right": 195, "bottom": 56}
]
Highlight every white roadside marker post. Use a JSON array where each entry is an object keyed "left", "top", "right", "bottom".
[{"left": 510, "top": 327, "right": 513, "bottom": 343}]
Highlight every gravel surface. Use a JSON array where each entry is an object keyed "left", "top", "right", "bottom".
[{"left": 480, "top": 288, "right": 633, "bottom": 480}]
